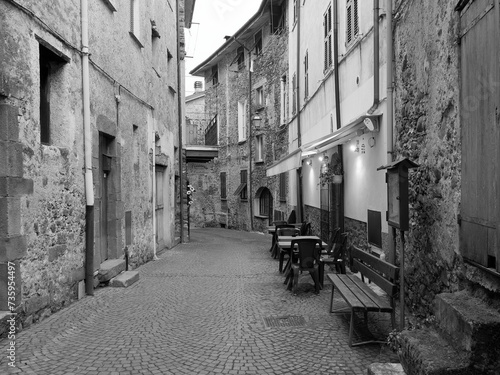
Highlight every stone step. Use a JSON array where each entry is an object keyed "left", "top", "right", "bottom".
[
  {"left": 368, "top": 363, "right": 406, "bottom": 375},
  {"left": 109, "top": 271, "right": 139, "bottom": 288},
  {"left": 434, "top": 291, "right": 500, "bottom": 372},
  {"left": 97, "top": 259, "right": 126, "bottom": 283},
  {"left": 398, "top": 327, "right": 473, "bottom": 375}
]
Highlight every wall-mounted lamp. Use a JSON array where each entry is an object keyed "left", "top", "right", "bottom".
[
  {"left": 252, "top": 114, "right": 262, "bottom": 127},
  {"left": 319, "top": 152, "right": 329, "bottom": 164},
  {"left": 306, "top": 158, "right": 312, "bottom": 166},
  {"left": 350, "top": 140, "right": 359, "bottom": 153}
]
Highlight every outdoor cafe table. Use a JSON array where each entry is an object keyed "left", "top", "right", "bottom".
[{"left": 278, "top": 236, "right": 330, "bottom": 287}]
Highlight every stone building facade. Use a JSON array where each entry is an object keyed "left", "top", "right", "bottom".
[
  {"left": 189, "top": 0, "right": 291, "bottom": 232},
  {"left": 0, "top": 0, "right": 194, "bottom": 336}
]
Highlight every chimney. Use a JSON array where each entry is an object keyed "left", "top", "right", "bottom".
[{"left": 194, "top": 81, "right": 203, "bottom": 92}]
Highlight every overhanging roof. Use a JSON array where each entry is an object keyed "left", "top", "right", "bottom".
[
  {"left": 266, "top": 149, "right": 302, "bottom": 177},
  {"left": 184, "top": 0, "right": 196, "bottom": 29},
  {"left": 301, "top": 114, "right": 381, "bottom": 156},
  {"left": 185, "top": 145, "right": 218, "bottom": 163}
]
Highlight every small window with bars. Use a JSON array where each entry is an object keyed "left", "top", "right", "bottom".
[
  {"left": 323, "top": 4, "right": 332, "bottom": 72},
  {"left": 346, "top": 0, "right": 359, "bottom": 46},
  {"left": 211, "top": 65, "right": 219, "bottom": 85},
  {"left": 254, "top": 29, "right": 262, "bottom": 55},
  {"left": 220, "top": 172, "right": 227, "bottom": 200},
  {"left": 237, "top": 46, "right": 245, "bottom": 70}
]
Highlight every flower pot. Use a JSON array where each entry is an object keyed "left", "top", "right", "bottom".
[{"left": 332, "top": 174, "right": 343, "bottom": 184}]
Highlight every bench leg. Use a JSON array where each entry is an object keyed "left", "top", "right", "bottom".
[
  {"left": 329, "top": 283, "right": 335, "bottom": 313},
  {"left": 348, "top": 309, "right": 354, "bottom": 347}
]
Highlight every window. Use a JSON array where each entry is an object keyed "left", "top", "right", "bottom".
[
  {"left": 271, "top": 3, "right": 286, "bottom": 34},
  {"left": 237, "top": 46, "right": 245, "bottom": 70},
  {"left": 220, "top": 172, "right": 227, "bottom": 199},
  {"left": 279, "top": 173, "right": 286, "bottom": 202},
  {"left": 256, "top": 134, "right": 264, "bottom": 162},
  {"left": 346, "top": 0, "right": 359, "bottom": 46},
  {"left": 39, "top": 43, "right": 67, "bottom": 145},
  {"left": 254, "top": 29, "right": 262, "bottom": 55},
  {"left": 241, "top": 170, "right": 248, "bottom": 200},
  {"left": 256, "top": 86, "right": 264, "bottom": 108},
  {"left": 280, "top": 75, "right": 287, "bottom": 125},
  {"left": 205, "top": 115, "right": 218, "bottom": 146},
  {"left": 292, "top": 73, "right": 297, "bottom": 115},
  {"left": 130, "top": 0, "right": 141, "bottom": 43},
  {"left": 259, "top": 188, "right": 271, "bottom": 218},
  {"left": 211, "top": 65, "right": 219, "bottom": 85},
  {"left": 233, "top": 170, "right": 248, "bottom": 200},
  {"left": 238, "top": 100, "right": 247, "bottom": 142},
  {"left": 324, "top": 4, "right": 333, "bottom": 71},
  {"left": 304, "top": 51, "right": 309, "bottom": 99}
]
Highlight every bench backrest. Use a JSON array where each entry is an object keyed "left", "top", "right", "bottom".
[{"left": 351, "top": 246, "right": 399, "bottom": 298}]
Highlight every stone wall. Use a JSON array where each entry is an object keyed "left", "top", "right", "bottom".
[
  {"left": 393, "top": 0, "right": 463, "bottom": 316},
  {"left": 0, "top": 0, "right": 181, "bottom": 336}
]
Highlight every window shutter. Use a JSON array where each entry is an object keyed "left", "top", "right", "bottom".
[
  {"left": 347, "top": 4, "right": 352, "bottom": 44},
  {"left": 354, "top": 0, "right": 359, "bottom": 36}
]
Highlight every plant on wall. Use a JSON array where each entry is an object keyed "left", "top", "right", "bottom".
[{"left": 319, "top": 152, "right": 343, "bottom": 186}]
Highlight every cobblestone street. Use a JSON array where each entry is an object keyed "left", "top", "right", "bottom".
[{"left": 1, "top": 228, "right": 396, "bottom": 375}]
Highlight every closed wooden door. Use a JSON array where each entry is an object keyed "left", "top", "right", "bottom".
[{"left": 458, "top": 0, "right": 500, "bottom": 273}]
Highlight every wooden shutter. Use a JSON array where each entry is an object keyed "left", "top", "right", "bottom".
[{"left": 458, "top": 0, "right": 500, "bottom": 273}]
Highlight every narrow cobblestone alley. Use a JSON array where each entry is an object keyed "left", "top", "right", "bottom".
[{"left": 1, "top": 228, "right": 396, "bottom": 375}]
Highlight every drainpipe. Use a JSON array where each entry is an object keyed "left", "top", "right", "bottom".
[
  {"left": 295, "top": 0, "right": 303, "bottom": 223},
  {"left": 176, "top": 0, "right": 184, "bottom": 243},
  {"left": 152, "top": 126, "right": 158, "bottom": 259},
  {"left": 386, "top": 0, "right": 394, "bottom": 161},
  {"left": 82, "top": 0, "right": 94, "bottom": 296},
  {"left": 333, "top": 0, "right": 344, "bottom": 233},
  {"left": 368, "top": 0, "right": 380, "bottom": 113},
  {"left": 296, "top": 1, "right": 301, "bottom": 147},
  {"left": 248, "top": 60, "right": 254, "bottom": 231}
]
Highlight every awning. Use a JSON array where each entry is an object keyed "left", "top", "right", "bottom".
[
  {"left": 233, "top": 183, "right": 247, "bottom": 196},
  {"left": 266, "top": 149, "right": 302, "bottom": 177},
  {"left": 301, "top": 114, "right": 381, "bottom": 156}
]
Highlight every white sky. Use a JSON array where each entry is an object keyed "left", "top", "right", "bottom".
[{"left": 184, "top": 0, "right": 262, "bottom": 96}]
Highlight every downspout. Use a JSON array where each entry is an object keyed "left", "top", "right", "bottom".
[
  {"left": 386, "top": 0, "right": 396, "bottom": 267},
  {"left": 333, "top": 0, "right": 344, "bottom": 233},
  {"left": 176, "top": 0, "right": 184, "bottom": 243},
  {"left": 248, "top": 59, "right": 254, "bottom": 231},
  {"left": 152, "top": 126, "right": 158, "bottom": 259},
  {"left": 82, "top": 0, "right": 94, "bottom": 296},
  {"left": 386, "top": 0, "right": 394, "bottom": 161},
  {"left": 296, "top": 0, "right": 303, "bottom": 223},
  {"left": 296, "top": 1, "right": 301, "bottom": 147},
  {"left": 368, "top": 0, "right": 380, "bottom": 113}
]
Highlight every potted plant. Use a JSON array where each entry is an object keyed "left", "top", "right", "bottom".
[{"left": 319, "top": 152, "right": 343, "bottom": 186}]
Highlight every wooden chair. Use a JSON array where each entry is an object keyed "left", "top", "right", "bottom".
[{"left": 286, "top": 238, "right": 323, "bottom": 295}]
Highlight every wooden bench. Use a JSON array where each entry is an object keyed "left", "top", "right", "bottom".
[{"left": 327, "top": 245, "right": 399, "bottom": 347}]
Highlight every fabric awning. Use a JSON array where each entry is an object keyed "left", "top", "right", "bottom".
[
  {"left": 233, "top": 183, "right": 247, "bottom": 196},
  {"left": 301, "top": 114, "right": 381, "bottom": 156},
  {"left": 266, "top": 149, "right": 302, "bottom": 177}
]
